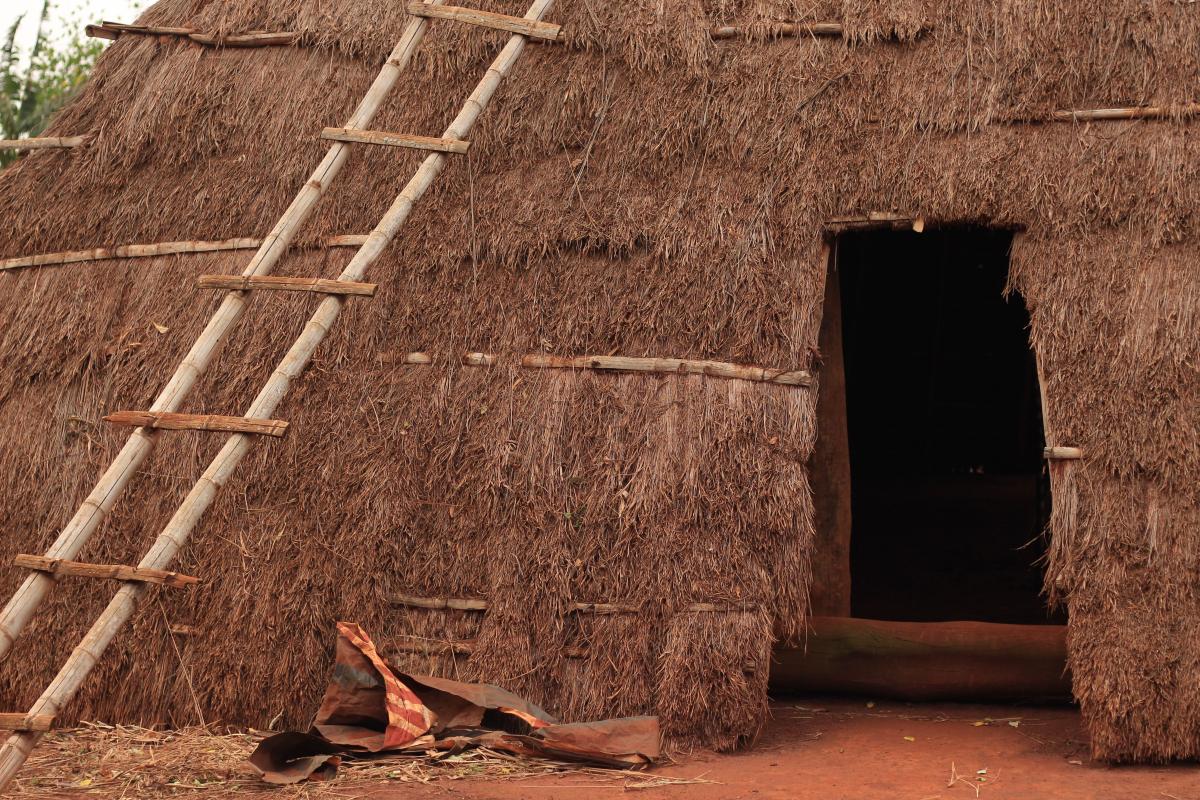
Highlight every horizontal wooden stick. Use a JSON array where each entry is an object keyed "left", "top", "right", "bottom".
[
  {"left": 377, "top": 351, "right": 433, "bottom": 365},
  {"left": 392, "top": 639, "right": 586, "bottom": 658},
  {"left": 391, "top": 593, "right": 488, "bottom": 611},
  {"left": 373, "top": 351, "right": 810, "bottom": 385},
  {"left": 462, "top": 352, "right": 498, "bottom": 366},
  {"left": 197, "top": 275, "right": 378, "bottom": 296},
  {"left": 0, "top": 136, "right": 87, "bottom": 151},
  {"left": 320, "top": 127, "right": 470, "bottom": 154},
  {"left": 13, "top": 555, "right": 198, "bottom": 588},
  {"left": 389, "top": 595, "right": 756, "bottom": 613},
  {"left": 86, "top": 22, "right": 300, "bottom": 48},
  {"left": 168, "top": 625, "right": 197, "bottom": 636},
  {"left": 406, "top": 2, "right": 561, "bottom": 41},
  {"left": 0, "top": 715, "right": 55, "bottom": 732},
  {"left": 0, "top": 235, "right": 366, "bottom": 273},
  {"left": 391, "top": 639, "right": 755, "bottom": 670},
  {"left": 828, "top": 211, "right": 925, "bottom": 232},
  {"left": 1044, "top": 446, "right": 1083, "bottom": 460},
  {"left": 1051, "top": 104, "right": 1200, "bottom": 122},
  {"left": 522, "top": 354, "right": 812, "bottom": 386},
  {"left": 103, "top": 411, "right": 289, "bottom": 438},
  {"left": 710, "top": 22, "right": 843, "bottom": 39}
]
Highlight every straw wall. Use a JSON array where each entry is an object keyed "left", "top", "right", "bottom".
[{"left": 0, "top": 0, "right": 1196, "bottom": 757}]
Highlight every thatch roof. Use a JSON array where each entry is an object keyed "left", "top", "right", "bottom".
[{"left": 0, "top": 0, "right": 1196, "bottom": 760}]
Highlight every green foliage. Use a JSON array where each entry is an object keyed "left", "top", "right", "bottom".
[{"left": 1, "top": 2, "right": 105, "bottom": 165}]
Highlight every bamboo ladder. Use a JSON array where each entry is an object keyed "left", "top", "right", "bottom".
[{"left": 0, "top": 0, "right": 560, "bottom": 788}]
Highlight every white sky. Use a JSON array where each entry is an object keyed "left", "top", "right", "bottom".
[{"left": 2, "top": 0, "right": 143, "bottom": 52}]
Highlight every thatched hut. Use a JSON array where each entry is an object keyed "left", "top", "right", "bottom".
[{"left": 0, "top": 0, "right": 1195, "bottom": 764}]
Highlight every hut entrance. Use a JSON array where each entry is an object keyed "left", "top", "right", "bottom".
[{"left": 825, "top": 226, "right": 1058, "bottom": 625}]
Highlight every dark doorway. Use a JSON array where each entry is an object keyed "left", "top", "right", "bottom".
[{"left": 836, "top": 227, "right": 1059, "bottom": 624}]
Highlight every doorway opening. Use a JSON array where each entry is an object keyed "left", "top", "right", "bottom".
[{"left": 833, "top": 227, "right": 1059, "bottom": 625}]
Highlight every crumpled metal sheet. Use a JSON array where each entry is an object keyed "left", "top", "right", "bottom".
[{"left": 249, "top": 622, "right": 661, "bottom": 785}]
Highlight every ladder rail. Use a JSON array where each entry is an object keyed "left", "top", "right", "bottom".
[
  {"left": 0, "top": 1, "right": 446, "bottom": 663},
  {"left": 0, "top": 0, "right": 555, "bottom": 787}
]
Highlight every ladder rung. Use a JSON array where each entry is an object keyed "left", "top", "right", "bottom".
[
  {"left": 0, "top": 715, "right": 55, "bottom": 732},
  {"left": 320, "top": 127, "right": 470, "bottom": 154},
  {"left": 13, "top": 555, "right": 199, "bottom": 588},
  {"left": 103, "top": 411, "right": 290, "bottom": 438},
  {"left": 405, "top": 2, "right": 562, "bottom": 41},
  {"left": 197, "top": 274, "right": 378, "bottom": 296}
]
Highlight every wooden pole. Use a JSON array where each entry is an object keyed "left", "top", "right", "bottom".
[
  {"left": 0, "top": 0, "right": 554, "bottom": 788},
  {"left": 0, "top": 136, "right": 87, "bottom": 150},
  {"left": 0, "top": 716, "right": 54, "bottom": 733},
  {"left": 388, "top": 594, "right": 754, "bottom": 613},
  {"left": 522, "top": 354, "right": 812, "bottom": 385},
  {"left": 1050, "top": 104, "right": 1200, "bottom": 122},
  {"left": 710, "top": 22, "right": 843, "bottom": 40},
  {"left": 196, "top": 274, "right": 378, "bottom": 296},
  {"left": 12, "top": 556, "right": 198, "bottom": 588},
  {"left": 320, "top": 127, "right": 470, "bottom": 154},
  {"left": 405, "top": 2, "right": 562, "bottom": 41},
  {"left": 102, "top": 411, "right": 290, "bottom": 437},
  {"left": 0, "top": 1, "right": 446, "bottom": 668},
  {"left": 86, "top": 22, "right": 300, "bottom": 48},
  {"left": 1, "top": 236, "right": 363, "bottom": 273}
]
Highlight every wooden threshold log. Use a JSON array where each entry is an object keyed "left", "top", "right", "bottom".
[
  {"left": 0, "top": 715, "right": 55, "bottom": 733},
  {"left": 87, "top": 22, "right": 300, "bottom": 47},
  {"left": 406, "top": 2, "right": 561, "bottom": 41},
  {"left": 320, "top": 127, "right": 470, "bottom": 154},
  {"left": 522, "top": 354, "right": 812, "bottom": 386},
  {"left": 770, "top": 616, "right": 1070, "bottom": 701},
  {"left": 0, "top": 136, "right": 87, "bottom": 151},
  {"left": 103, "top": 411, "right": 289, "bottom": 438},
  {"left": 13, "top": 555, "right": 198, "bottom": 588},
  {"left": 1043, "top": 446, "right": 1083, "bottom": 460},
  {"left": 0, "top": 235, "right": 366, "bottom": 273},
  {"left": 197, "top": 275, "right": 378, "bottom": 296},
  {"left": 710, "top": 22, "right": 843, "bottom": 39}
]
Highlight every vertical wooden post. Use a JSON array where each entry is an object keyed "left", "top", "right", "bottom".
[{"left": 809, "top": 243, "right": 853, "bottom": 617}]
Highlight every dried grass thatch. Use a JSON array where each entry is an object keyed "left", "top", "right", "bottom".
[
  {"left": 10, "top": 723, "right": 682, "bottom": 797},
  {"left": 0, "top": 0, "right": 1195, "bottom": 760}
]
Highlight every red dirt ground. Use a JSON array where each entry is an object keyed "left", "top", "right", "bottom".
[{"left": 368, "top": 697, "right": 1199, "bottom": 800}]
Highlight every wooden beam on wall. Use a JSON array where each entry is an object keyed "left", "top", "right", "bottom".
[
  {"left": 13, "top": 555, "right": 199, "bottom": 588},
  {"left": 320, "top": 127, "right": 470, "bottom": 154},
  {"left": 87, "top": 22, "right": 300, "bottom": 47},
  {"left": 405, "top": 3, "right": 562, "bottom": 41},
  {"left": 1, "top": 235, "right": 366, "bottom": 273},
  {"left": 710, "top": 22, "right": 843, "bottom": 39},
  {"left": 197, "top": 274, "right": 378, "bottom": 296},
  {"left": 103, "top": 411, "right": 290, "bottom": 438},
  {"left": 0, "top": 136, "right": 87, "bottom": 151}
]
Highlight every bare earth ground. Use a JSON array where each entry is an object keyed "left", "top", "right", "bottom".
[{"left": 9, "top": 697, "right": 1199, "bottom": 799}]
